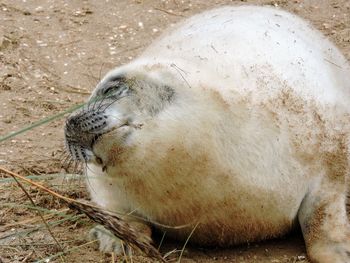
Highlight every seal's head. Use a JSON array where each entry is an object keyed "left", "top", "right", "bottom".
[{"left": 64, "top": 73, "right": 175, "bottom": 169}]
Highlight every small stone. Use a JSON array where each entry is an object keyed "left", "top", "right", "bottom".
[
  {"left": 323, "top": 23, "right": 331, "bottom": 29},
  {"left": 297, "top": 255, "right": 306, "bottom": 260},
  {"left": 3, "top": 117, "right": 12, "bottom": 123}
]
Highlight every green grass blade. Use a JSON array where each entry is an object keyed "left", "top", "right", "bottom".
[{"left": 0, "top": 102, "right": 86, "bottom": 143}]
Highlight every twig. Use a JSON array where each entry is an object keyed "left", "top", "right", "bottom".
[
  {"left": 324, "top": 58, "right": 342, "bottom": 68},
  {"left": 0, "top": 240, "right": 75, "bottom": 247},
  {"left": 158, "top": 231, "right": 167, "bottom": 250},
  {"left": 0, "top": 208, "right": 68, "bottom": 232},
  {"left": 0, "top": 166, "right": 165, "bottom": 262},
  {"left": 10, "top": 176, "right": 64, "bottom": 253},
  {"left": 21, "top": 251, "right": 34, "bottom": 262},
  {"left": 177, "top": 222, "right": 199, "bottom": 263},
  {"left": 121, "top": 240, "right": 130, "bottom": 263},
  {"left": 170, "top": 63, "right": 191, "bottom": 89},
  {"left": 34, "top": 240, "right": 98, "bottom": 263},
  {"left": 68, "top": 201, "right": 165, "bottom": 261},
  {"left": 0, "top": 214, "right": 85, "bottom": 241},
  {"left": 154, "top": 7, "right": 185, "bottom": 17},
  {"left": 0, "top": 167, "right": 74, "bottom": 202},
  {"left": 57, "top": 86, "right": 91, "bottom": 95}
]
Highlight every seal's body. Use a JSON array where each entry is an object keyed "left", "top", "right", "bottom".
[{"left": 65, "top": 6, "right": 350, "bottom": 262}]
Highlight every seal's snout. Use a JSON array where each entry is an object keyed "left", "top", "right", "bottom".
[{"left": 64, "top": 109, "right": 108, "bottom": 161}]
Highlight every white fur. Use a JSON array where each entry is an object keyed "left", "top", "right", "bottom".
[{"left": 86, "top": 5, "right": 350, "bottom": 252}]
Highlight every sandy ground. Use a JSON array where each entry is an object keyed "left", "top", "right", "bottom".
[{"left": 0, "top": 0, "right": 349, "bottom": 262}]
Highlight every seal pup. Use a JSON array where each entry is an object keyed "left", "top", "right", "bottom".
[{"left": 64, "top": 5, "right": 350, "bottom": 263}]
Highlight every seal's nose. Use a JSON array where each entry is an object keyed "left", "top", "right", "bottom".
[{"left": 64, "top": 109, "right": 108, "bottom": 161}]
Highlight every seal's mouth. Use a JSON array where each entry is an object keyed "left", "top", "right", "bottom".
[
  {"left": 64, "top": 106, "right": 111, "bottom": 162},
  {"left": 65, "top": 121, "right": 128, "bottom": 162},
  {"left": 64, "top": 108, "right": 135, "bottom": 170}
]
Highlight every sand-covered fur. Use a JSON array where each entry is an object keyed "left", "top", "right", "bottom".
[{"left": 65, "top": 6, "right": 350, "bottom": 263}]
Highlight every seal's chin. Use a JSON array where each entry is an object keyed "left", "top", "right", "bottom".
[
  {"left": 88, "top": 142, "right": 110, "bottom": 172},
  {"left": 91, "top": 154, "right": 106, "bottom": 172},
  {"left": 89, "top": 123, "right": 135, "bottom": 171}
]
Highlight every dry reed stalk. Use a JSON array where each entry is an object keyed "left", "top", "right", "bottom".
[
  {"left": 0, "top": 208, "right": 69, "bottom": 232},
  {"left": 0, "top": 166, "right": 165, "bottom": 262}
]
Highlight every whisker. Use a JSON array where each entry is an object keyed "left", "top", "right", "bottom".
[
  {"left": 92, "top": 94, "right": 104, "bottom": 112},
  {"left": 73, "top": 160, "right": 79, "bottom": 175},
  {"left": 60, "top": 154, "right": 72, "bottom": 168},
  {"left": 95, "top": 94, "right": 111, "bottom": 112},
  {"left": 65, "top": 158, "right": 75, "bottom": 171},
  {"left": 85, "top": 162, "right": 98, "bottom": 195},
  {"left": 98, "top": 94, "right": 131, "bottom": 112},
  {"left": 58, "top": 150, "right": 69, "bottom": 164},
  {"left": 60, "top": 151, "right": 72, "bottom": 166}
]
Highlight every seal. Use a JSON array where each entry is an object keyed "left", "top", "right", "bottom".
[{"left": 64, "top": 5, "right": 350, "bottom": 262}]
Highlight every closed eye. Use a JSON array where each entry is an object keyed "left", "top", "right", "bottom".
[
  {"left": 101, "top": 78, "right": 125, "bottom": 96},
  {"left": 102, "top": 81, "right": 129, "bottom": 98},
  {"left": 102, "top": 85, "right": 116, "bottom": 96}
]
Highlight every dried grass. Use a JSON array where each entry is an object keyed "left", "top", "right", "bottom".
[{"left": 0, "top": 166, "right": 165, "bottom": 262}]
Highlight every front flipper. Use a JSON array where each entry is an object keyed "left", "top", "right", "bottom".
[
  {"left": 298, "top": 178, "right": 350, "bottom": 263},
  {"left": 88, "top": 221, "right": 152, "bottom": 256}
]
